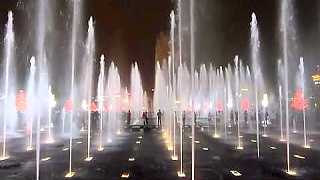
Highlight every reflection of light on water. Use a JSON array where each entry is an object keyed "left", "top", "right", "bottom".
[
  {"left": 84, "top": 157, "right": 93, "bottom": 161},
  {"left": 213, "top": 134, "right": 220, "bottom": 138},
  {"left": 285, "top": 170, "right": 297, "bottom": 176},
  {"left": 121, "top": 172, "right": 130, "bottom": 178},
  {"left": 303, "top": 145, "right": 311, "bottom": 149},
  {"left": 0, "top": 157, "right": 9, "bottom": 161},
  {"left": 270, "top": 146, "right": 277, "bottom": 150},
  {"left": 177, "top": 171, "right": 186, "bottom": 178},
  {"left": 230, "top": 170, "right": 242, "bottom": 177},
  {"left": 293, "top": 154, "right": 305, "bottom": 159},
  {"left": 41, "top": 157, "right": 51, "bottom": 161},
  {"left": 171, "top": 156, "right": 178, "bottom": 161},
  {"left": 65, "top": 172, "right": 75, "bottom": 178}
]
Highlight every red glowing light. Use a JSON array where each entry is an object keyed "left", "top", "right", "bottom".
[
  {"left": 89, "top": 101, "right": 97, "bottom": 112},
  {"left": 16, "top": 90, "right": 27, "bottom": 112},
  {"left": 241, "top": 98, "right": 250, "bottom": 111},
  {"left": 64, "top": 98, "right": 74, "bottom": 111},
  {"left": 291, "top": 89, "right": 308, "bottom": 110},
  {"left": 216, "top": 101, "right": 222, "bottom": 111}
]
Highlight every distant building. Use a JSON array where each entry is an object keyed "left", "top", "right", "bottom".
[
  {"left": 311, "top": 65, "right": 320, "bottom": 86},
  {"left": 310, "top": 65, "right": 320, "bottom": 109}
]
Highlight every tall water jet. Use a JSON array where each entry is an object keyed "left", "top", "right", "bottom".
[
  {"left": 279, "top": 85, "right": 285, "bottom": 141},
  {"left": 170, "top": 10, "right": 178, "bottom": 161},
  {"left": 27, "top": 57, "right": 36, "bottom": 151},
  {"left": 234, "top": 56, "right": 243, "bottom": 150},
  {"left": 1, "top": 11, "right": 15, "bottom": 161},
  {"left": 281, "top": 0, "right": 295, "bottom": 175},
  {"left": 130, "top": 63, "right": 144, "bottom": 124},
  {"left": 84, "top": 16, "right": 95, "bottom": 162},
  {"left": 278, "top": 60, "right": 285, "bottom": 141},
  {"left": 250, "top": 13, "right": 260, "bottom": 157},
  {"left": 106, "top": 62, "right": 121, "bottom": 141},
  {"left": 35, "top": 0, "right": 49, "bottom": 177},
  {"left": 190, "top": 0, "right": 196, "bottom": 179},
  {"left": 65, "top": 1, "right": 82, "bottom": 177},
  {"left": 97, "top": 55, "right": 105, "bottom": 151},
  {"left": 299, "top": 57, "right": 309, "bottom": 148},
  {"left": 177, "top": 2, "right": 186, "bottom": 176},
  {"left": 46, "top": 85, "right": 54, "bottom": 143}
]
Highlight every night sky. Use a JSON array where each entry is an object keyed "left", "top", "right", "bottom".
[{"left": 0, "top": 0, "right": 319, "bottom": 98}]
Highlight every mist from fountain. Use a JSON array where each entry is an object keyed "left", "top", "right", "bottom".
[
  {"left": 130, "top": 62, "right": 144, "bottom": 124},
  {"left": 106, "top": 62, "right": 121, "bottom": 142}
]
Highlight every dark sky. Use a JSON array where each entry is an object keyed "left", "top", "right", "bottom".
[{"left": 0, "top": 0, "right": 319, "bottom": 98}]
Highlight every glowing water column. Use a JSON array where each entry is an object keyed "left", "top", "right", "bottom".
[
  {"left": 261, "top": 94, "right": 268, "bottom": 137},
  {"left": 299, "top": 57, "right": 310, "bottom": 149},
  {"left": 235, "top": 56, "right": 243, "bottom": 150},
  {"left": 279, "top": 85, "right": 285, "bottom": 141},
  {"left": 65, "top": 0, "right": 82, "bottom": 177},
  {"left": 46, "top": 85, "right": 56, "bottom": 143},
  {"left": 190, "top": 0, "right": 196, "bottom": 179},
  {"left": 98, "top": 55, "right": 105, "bottom": 151},
  {"left": 281, "top": 0, "right": 296, "bottom": 175},
  {"left": 177, "top": 0, "right": 185, "bottom": 177},
  {"left": 1, "top": 11, "right": 14, "bottom": 161}
]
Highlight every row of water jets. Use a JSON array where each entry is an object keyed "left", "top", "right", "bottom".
[
  {"left": 0, "top": 1, "right": 147, "bottom": 179},
  {"left": 157, "top": 0, "right": 308, "bottom": 179}
]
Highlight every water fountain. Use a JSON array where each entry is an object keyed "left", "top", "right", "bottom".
[
  {"left": 97, "top": 55, "right": 105, "bottom": 151},
  {"left": 130, "top": 62, "right": 144, "bottom": 125},
  {"left": 299, "top": 57, "right": 310, "bottom": 149},
  {"left": 281, "top": 0, "right": 295, "bottom": 175},
  {"left": 190, "top": 1, "right": 196, "bottom": 179},
  {"left": 84, "top": 16, "right": 95, "bottom": 162},
  {"left": 27, "top": 57, "right": 36, "bottom": 151},
  {"left": 46, "top": 85, "right": 54, "bottom": 143},
  {"left": 65, "top": 0, "right": 82, "bottom": 177},
  {"left": 0, "top": 11, "right": 15, "bottom": 161},
  {"left": 106, "top": 62, "right": 121, "bottom": 141},
  {"left": 170, "top": 10, "right": 178, "bottom": 161},
  {"left": 250, "top": 12, "right": 260, "bottom": 157}
]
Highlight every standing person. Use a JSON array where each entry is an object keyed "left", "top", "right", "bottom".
[
  {"left": 142, "top": 112, "right": 147, "bottom": 126},
  {"left": 244, "top": 110, "right": 248, "bottom": 125},
  {"left": 157, "top": 109, "right": 162, "bottom": 127},
  {"left": 145, "top": 111, "right": 149, "bottom": 126},
  {"left": 127, "top": 110, "right": 131, "bottom": 128},
  {"left": 182, "top": 111, "right": 186, "bottom": 127},
  {"left": 230, "top": 110, "right": 234, "bottom": 125},
  {"left": 208, "top": 111, "right": 213, "bottom": 127}
]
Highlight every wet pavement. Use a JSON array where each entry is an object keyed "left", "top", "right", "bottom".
[{"left": 0, "top": 122, "right": 319, "bottom": 179}]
